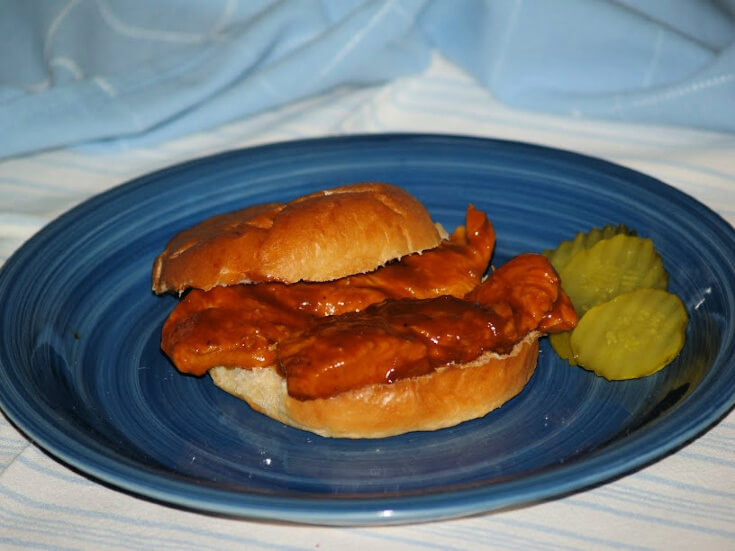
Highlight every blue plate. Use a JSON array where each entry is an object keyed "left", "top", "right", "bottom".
[{"left": 1, "top": 134, "right": 734, "bottom": 525}]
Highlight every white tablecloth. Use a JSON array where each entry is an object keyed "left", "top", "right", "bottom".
[{"left": 1, "top": 55, "right": 734, "bottom": 550}]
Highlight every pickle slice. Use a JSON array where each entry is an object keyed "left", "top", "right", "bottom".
[
  {"left": 558, "top": 234, "right": 668, "bottom": 316},
  {"left": 543, "top": 224, "right": 635, "bottom": 273},
  {"left": 570, "top": 288, "right": 688, "bottom": 380},
  {"left": 550, "top": 331, "right": 577, "bottom": 365}
]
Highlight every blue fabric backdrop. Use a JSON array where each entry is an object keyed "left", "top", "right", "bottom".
[{"left": 2, "top": 0, "right": 734, "bottom": 159}]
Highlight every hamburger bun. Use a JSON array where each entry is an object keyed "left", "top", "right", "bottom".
[
  {"left": 209, "top": 332, "right": 540, "bottom": 439},
  {"left": 152, "top": 182, "right": 444, "bottom": 294},
  {"left": 154, "top": 182, "right": 577, "bottom": 439}
]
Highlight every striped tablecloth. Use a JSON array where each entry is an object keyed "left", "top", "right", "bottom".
[{"left": 1, "top": 54, "right": 734, "bottom": 550}]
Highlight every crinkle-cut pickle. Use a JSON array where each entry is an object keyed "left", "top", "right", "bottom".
[
  {"left": 570, "top": 288, "right": 688, "bottom": 380},
  {"left": 558, "top": 233, "right": 668, "bottom": 316},
  {"left": 543, "top": 224, "right": 635, "bottom": 273},
  {"left": 545, "top": 224, "right": 635, "bottom": 364}
]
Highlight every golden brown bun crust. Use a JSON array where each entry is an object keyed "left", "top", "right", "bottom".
[
  {"left": 209, "top": 332, "right": 540, "bottom": 438},
  {"left": 152, "top": 182, "right": 442, "bottom": 294}
]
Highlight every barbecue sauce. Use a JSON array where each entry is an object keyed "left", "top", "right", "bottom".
[
  {"left": 160, "top": 210, "right": 577, "bottom": 399},
  {"left": 279, "top": 254, "right": 577, "bottom": 399},
  {"left": 162, "top": 206, "right": 493, "bottom": 375}
]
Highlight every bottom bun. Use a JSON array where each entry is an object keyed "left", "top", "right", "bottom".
[{"left": 209, "top": 332, "right": 540, "bottom": 439}]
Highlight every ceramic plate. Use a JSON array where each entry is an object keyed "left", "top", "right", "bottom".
[{"left": 1, "top": 134, "right": 734, "bottom": 525}]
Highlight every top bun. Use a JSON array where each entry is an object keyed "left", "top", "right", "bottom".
[{"left": 152, "top": 182, "right": 443, "bottom": 294}]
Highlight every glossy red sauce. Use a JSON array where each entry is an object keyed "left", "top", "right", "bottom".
[
  {"left": 279, "top": 254, "right": 577, "bottom": 399},
  {"left": 160, "top": 209, "right": 578, "bottom": 399},
  {"left": 161, "top": 207, "right": 495, "bottom": 375}
]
